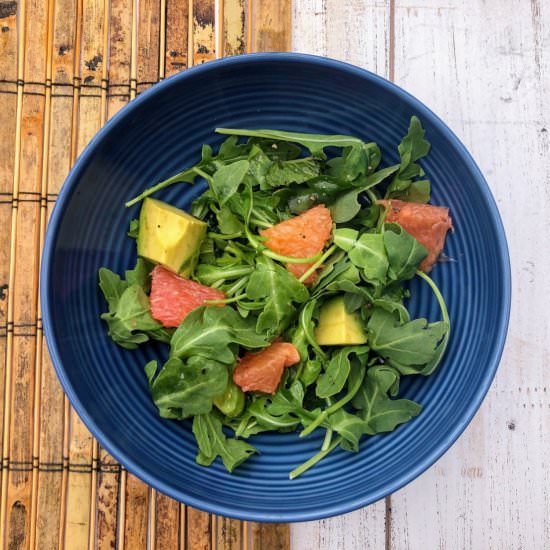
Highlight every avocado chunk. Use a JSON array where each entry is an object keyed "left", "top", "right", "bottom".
[
  {"left": 137, "top": 198, "right": 207, "bottom": 276},
  {"left": 315, "top": 296, "right": 368, "bottom": 346}
]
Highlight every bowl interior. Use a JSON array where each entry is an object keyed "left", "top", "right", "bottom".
[{"left": 42, "top": 54, "right": 510, "bottom": 522}]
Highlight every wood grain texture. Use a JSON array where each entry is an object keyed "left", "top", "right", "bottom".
[
  {"left": 155, "top": 491, "right": 180, "bottom": 549},
  {"left": 250, "top": 0, "right": 291, "bottom": 52},
  {"left": 291, "top": 0, "right": 550, "bottom": 548},
  {"left": 222, "top": 0, "right": 246, "bottom": 56},
  {"left": 292, "top": 2, "right": 389, "bottom": 545},
  {"left": 191, "top": 0, "right": 216, "bottom": 65},
  {"left": 123, "top": 473, "right": 150, "bottom": 548},
  {"left": 165, "top": 0, "right": 188, "bottom": 76},
  {"left": 186, "top": 506, "right": 212, "bottom": 550},
  {"left": 389, "top": 1, "right": 550, "bottom": 547}
]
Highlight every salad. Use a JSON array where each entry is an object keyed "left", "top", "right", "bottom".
[{"left": 99, "top": 117, "right": 453, "bottom": 479}]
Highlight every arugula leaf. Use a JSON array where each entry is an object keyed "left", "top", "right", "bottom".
[
  {"left": 211, "top": 159, "right": 250, "bottom": 205},
  {"left": 251, "top": 139, "right": 302, "bottom": 161},
  {"left": 193, "top": 412, "right": 257, "bottom": 472},
  {"left": 246, "top": 256, "right": 309, "bottom": 336},
  {"left": 391, "top": 179, "right": 430, "bottom": 203},
  {"left": 127, "top": 218, "right": 139, "bottom": 238},
  {"left": 334, "top": 228, "right": 389, "bottom": 282},
  {"left": 150, "top": 357, "right": 228, "bottom": 418},
  {"left": 170, "top": 306, "right": 269, "bottom": 364},
  {"left": 328, "top": 409, "right": 367, "bottom": 452},
  {"left": 99, "top": 268, "right": 169, "bottom": 349},
  {"left": 329, "top": 188, "right": 363, "bottom": 223},
  {"left": 386, "top": 116, "right": 431, "bottom": 199},
  {"left": 216, "top": 128, "right": 365, "bottom": 159},
  {"left": 327, "top": 144, "right": 368, "bottom": 182},
  {"left": 367, "top": 308, "right": 448, "bottom": 374},
  {"left": 352, "top": 365, "right": 422, "bottom": 434},
  {"left": 316, "top": 346, "right": 369, "bottom": 398},
  {"left": 383, "top": 223, "right": 428, "bottom": 281},
  {"left": 125, "top": 257, "right": 153, "bottom": 291},
  {"left": 264, "top": 158, "right": 320, "bottom": 189},
  {"left": 217, "top": 135, "right": 252, "bottom": 161},
  {"left": 300, "top": 359, "right": 322, "bottom": 387}
]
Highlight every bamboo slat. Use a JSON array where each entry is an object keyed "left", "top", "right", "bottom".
[
  {"left": 107, "top": 0, "right": 133, "bottom": 117},
  {"left": 187, "top": 507, "right": 212, "bottom": 550},
  {"left": 63, "top": 0, "right": 107, "bottom": 546},
  {"left": 34, "top": 1, "right": 77, "bottom": 547},
  {"left": 123, "top": 473, "right": 150, "bottom": 548},
  {"left": 136, "top": 0, "right": 161, "bottom": 94},
  {"left": 2, "top": 0, "right": 49, "bottom": 545},
  {"left": 0, "top": 0, "right": 293, "bottom": 547},
  {"left": 155, "top": 491, "right": 180, "bottom": 549},
  {"left": 165, "top": 0, "right": 188, "bottom": 77},
  {"left": 0, "top": 2, "right": 18, "bottom": 522}
]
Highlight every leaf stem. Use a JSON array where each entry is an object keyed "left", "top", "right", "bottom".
[
  {"left": 262, "top": 249, "right": 323, "bottom": 264},
  {"left": 204, "top": 293, "right": 247, "bottom": 305},
  {"left": 416, "top": 269, "right": 451, "bottom": 375},
  {"left": 300, "top": 367, "right": 365, "bottom": 437},
  {"left": 193, "top": 167, "right": 213, "bottom": 183},
  {"left": 298, "top": 245, "right": 337, "bottom": 283},
  {"left": 321, "top": 428, "right": 333, "bottom": 452},
  {"left": 289, "top": 437, "right": 342, "bottom": 479},
  {"left": 125, "top": 168, "right": 197, "bottom": 207}
]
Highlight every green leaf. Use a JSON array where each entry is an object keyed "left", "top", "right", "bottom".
[
  {"left": 352, "top": 365, "right": 422, "bottom": 434},
  {"left": 367, "top": 308, "right": 449, "bottom": 374},
  {"left": 316, "top": 346, "right": 369, "bottom": 399},
  {"left": 383, "top": 223, "right": 428, "bottom": 281},
  {"left": 334, "top": 228, "right": 389, "bottom": 282},
  {"left": 329, "top": 188, "right": 363, "bottom": 223},
  {"left": 170, "top": 306, "right": 269, "bottom": 363},
  {"left": 144, "top": 360, "right": 157, "bottom": 386},
  {"left": 328, "top": 409, "right": 366, "bottom": 452},
  {"left": 386, "top": 116, "right": 431, "bottom": 199},
  {"left": 300, "top": 359, "right": 322, "bottom": 387},
  {"left": 211, "top": 159, "right": 250, "bottom": 205},
  {"left": 99, "top": 267, "right": 168, "bottom": 349},
  {"left": 193, "top": 412, "right": 257, "bottom": 472},
  {"left": 125, "top": 257, "right": 153, "bottom": 291},
  {"left": 151, "top": 356, "right": 228, "bottom": 417},
  {"left": 217, "top": 135, "right": 251, "bottom": 161},
  {"left": 264, "top": 157, "right": 320, "bottom": 189},
  {"left": 247, "top": 145, "right": 273, "bottom": 188},
  {"left": 246, "top": 256, "right": 309, "bottom": 336},
  {"left": 216, "top": 128, "right": 365, "bottom": 159},
  {"left": 327, "top": 144, "right": 368, "bottom": 182},
  {"left": 392, "top": 179, "right": 431, "bottom": 203},
  {"left": 127, "top": 218, "right": 139, "bottom": 238}
]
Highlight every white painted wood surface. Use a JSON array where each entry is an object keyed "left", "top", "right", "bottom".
[{"left": 291, "top": 1, "right": 550, "bottom": 548}]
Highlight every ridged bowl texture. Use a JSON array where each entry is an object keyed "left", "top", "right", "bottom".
[{"left": 41, "top": 53, "right": 511, "bottom": 522}]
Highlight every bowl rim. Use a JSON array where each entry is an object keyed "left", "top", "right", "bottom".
[{"left": 41, "top": 51, "right": 512, "bottom": 522}]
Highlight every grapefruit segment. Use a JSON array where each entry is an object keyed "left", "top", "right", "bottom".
[
  {"left": 260, "top": 205, "right": 333, "bottom": 283},
  {"left": 233, "top": 342, "right": 301, "bottom": 394},
  {"left": 379, "top": 199, "right": 453, "bottom": 272},
  {"left": 149, "top": 265, "right": 225, "bottom": 328}
]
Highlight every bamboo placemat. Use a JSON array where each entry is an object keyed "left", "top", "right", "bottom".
[{"left": 0, "top": 0, "right": 292, "bottom": 548}]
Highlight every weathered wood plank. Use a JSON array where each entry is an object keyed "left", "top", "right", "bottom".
[
  {"left": 291, "top": 2, "right": 389, "bottom": 545},
  {"left": 250, "top": 0, "right": 291, "bottom": 52},
  {"left": 250, "top": 523, "right": 290, "bottom": 550},
  {"left": 217, "top": 515, "right": 242, "bottom": 550},
  {"left": 222, "top": 0, "right": 246, "bottom": 56},
  {"left": 389, "top": 1, "right": 550, "bottom": 547}
]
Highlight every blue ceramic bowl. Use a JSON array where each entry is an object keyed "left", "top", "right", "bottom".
[{"left": 41, "top": 53, "right": 510, "bottom": 522}]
